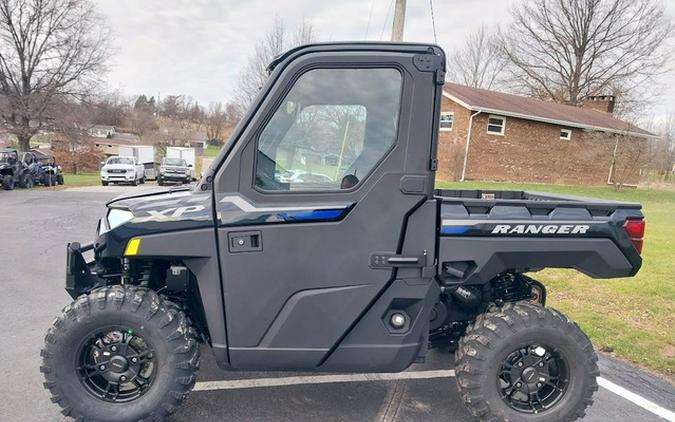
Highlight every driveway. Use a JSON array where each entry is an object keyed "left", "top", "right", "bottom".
[{"left": 0, "top": 188, "right": 673, "bottom": 421}]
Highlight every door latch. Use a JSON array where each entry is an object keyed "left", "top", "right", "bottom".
[
  {"left": 370, "top": 251, "right": 428, "bottom": 269},
  {"left": 228, "top": 231, "right": 262, "bottom": 253}
]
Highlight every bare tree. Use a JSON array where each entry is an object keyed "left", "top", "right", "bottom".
[
  {"left": 500, "top": 0, "right": 673, "bottom": 112},
  {"left": 447, "top": 25, "right": 505, "bottom": 89},
  {"left": 128, "top": 108, "right": 157, "bottom": 140},
  {"left": 232, "top": 17, "right": 315, "bottom": 115},
  {"left": 0, "top": 0, "right": 110, "bottom": 151},
  {"left": 204, "top": 102, "right": 230, "bottom": 144},
  {"left": 49, "top": 99, "right": 103, "bottom": 174}
]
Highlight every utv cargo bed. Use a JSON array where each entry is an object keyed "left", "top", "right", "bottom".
[{"left": 435, "top": 189, "right": 644, "bottom": 284}]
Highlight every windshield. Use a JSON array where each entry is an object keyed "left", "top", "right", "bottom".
[
  {"left": 106, "top": 157, "right": 134, "bottom": 165},
  {"left": 0, "top": 152, "right": 16, "bottom": 162},
  {"left": 162, "top": 158, "right": 187, "bottom": 166}
]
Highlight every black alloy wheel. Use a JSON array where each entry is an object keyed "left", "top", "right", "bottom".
[
  {"left": 497, "top": 344, "right": 570, "bottom": 414},
  {"left": 77, "top": 327, "right": 156, "bottom": 403}
]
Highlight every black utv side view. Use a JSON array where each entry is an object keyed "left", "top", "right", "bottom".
[
  {"left": 41, "top": 43, "right": 646, "bottom": 422},
  {"left": 0, "top": 148, "right": 31, "bottom": 190}
]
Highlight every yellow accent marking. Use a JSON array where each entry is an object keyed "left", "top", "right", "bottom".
[{"left": 125, "top": 238, "right": 141, "bottom": 256}]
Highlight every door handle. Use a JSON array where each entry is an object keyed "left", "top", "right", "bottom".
[
  {"left": 387, "top": 256, "right": 420, "bottom": 264},
  {"left": 228, "top": 231, "right": 262, "bottom": 253},
  {"left": 370, "top": 252, "right": 427, "bottom": 269}
]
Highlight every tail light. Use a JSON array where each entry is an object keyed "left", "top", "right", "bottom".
[{"left": 623, "top": 218, "right": 646, "bottom": 254}]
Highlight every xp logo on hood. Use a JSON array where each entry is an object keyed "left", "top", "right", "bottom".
[
  {"left": 134, "top": 205, "right": 207, "bottom": 222},
  {"left": 491, "top": 224, "right": 590, "bottom": 235}
]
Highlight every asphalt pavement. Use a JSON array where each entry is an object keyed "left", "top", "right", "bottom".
[{"left": 0, "top": 186, "right": 673, "bottom": 422}]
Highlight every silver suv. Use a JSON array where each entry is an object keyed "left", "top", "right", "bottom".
[{"left": 158, "top": 157, "right": 191, "bottom": 185}]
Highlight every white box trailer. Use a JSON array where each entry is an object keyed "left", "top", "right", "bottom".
[
  {"left": 118, "top": 145, "right": 157, "bottom": 180},
  {"left": 166, "top": 147, "right": 196, "bottom": 179}
]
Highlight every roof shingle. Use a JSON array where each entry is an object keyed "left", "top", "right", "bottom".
[{"left": 443, "top": 82, "right": 654, "bottom": 138}]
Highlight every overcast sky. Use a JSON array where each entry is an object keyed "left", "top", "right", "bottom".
[{"left": 96, "top": 0, "right": 675, "bottom": 119}]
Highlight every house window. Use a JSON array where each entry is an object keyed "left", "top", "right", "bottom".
[
  {"left": 560, "top": 128, "right": 572, "bottom": 140},
  {"left": 439, "top": 112, "right": 454, "bottom": 131},
  {"left": 487, "top": 115, "right": 505, "bottom": 135}
]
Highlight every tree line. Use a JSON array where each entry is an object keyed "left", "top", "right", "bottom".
[{"left": 0, "top": 0, "right": 673, "bottom": 181}]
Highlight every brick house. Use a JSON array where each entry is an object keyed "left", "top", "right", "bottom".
[{"left": 437, "top": 83, "right": 656, "bottom": 185}]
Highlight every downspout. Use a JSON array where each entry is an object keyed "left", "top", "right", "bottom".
[
  {"left": 460, "top": 110, "right": 482, "bottom": 182},
  {"left": 607, "top": 137, "right": 619, "bottom": 185}
]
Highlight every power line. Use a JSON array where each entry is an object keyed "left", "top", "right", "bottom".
[
  {"left": 429, "top": 0, "right": 438, "bottom": 43},
  {"left": 380, "top": 0, "right": 394, "bottom": 41}
]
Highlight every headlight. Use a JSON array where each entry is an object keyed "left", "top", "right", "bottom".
[{"left": 106, "top": 208, "right": 134, "bottom": 231}]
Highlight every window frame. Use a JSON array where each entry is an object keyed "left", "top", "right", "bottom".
[
  {"left": 560, "top": 128, "right": 572, "bottom": 140},
  {"left": 487, "top": 115, "right": 506, "bottom": 135},
  {"left": 251, "top": 65, "right": 405, "bottom": 195},
  {"left": 439, "top": 111, "right": 454, "bottom": 132}
]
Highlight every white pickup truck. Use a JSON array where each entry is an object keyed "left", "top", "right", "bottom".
[{"left": 100, "top": 156, "right": 145, "bottom": 186}]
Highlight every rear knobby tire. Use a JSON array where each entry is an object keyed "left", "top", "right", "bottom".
[
  {"left": 3, "top": 175, "right": 15, "bottom": 190},
  {"left": 41, "top": 286, "right": 200, "bottom": 422},
  {"left": 455, "top": 302, "right": 598, "bottom": 422}
]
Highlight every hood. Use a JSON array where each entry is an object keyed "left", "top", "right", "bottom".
[
  {"left": 107, "top": 185, "right": 193, "bottom": 207},
  {"left": 160, "top": 165, "right": 189, "bottom": 170},
  {"left": 102, "top": 187, "right": 213, "bottom": 242},
  {"left": 97, "top": 187, "right": 214, "bottom": 258},
  {"left": 103, "top": 163, "right": 134, "bottom": 171}
]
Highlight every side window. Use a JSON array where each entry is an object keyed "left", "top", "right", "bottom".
[
  {"left": 439, "top": 112, "right": 454, "bottom": 131},
  {"left": 487, "top": 115, "right": 505, "bottom": 135},
  {"left": 255, "top": 68, "right": 402, "bottom": 191}
]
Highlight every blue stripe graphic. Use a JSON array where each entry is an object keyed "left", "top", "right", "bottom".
[
  {"left": 441, "top": 225, "right": 471, "bottom": 235},
  {"left": 278, "top": 209, "right": 345, "bottom": 222}
]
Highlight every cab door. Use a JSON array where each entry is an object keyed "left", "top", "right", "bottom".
[{"left": 212, "top": 44, "right": 444, "bottom": 370}]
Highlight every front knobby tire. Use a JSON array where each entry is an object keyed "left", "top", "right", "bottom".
[
  {"left": 41, "top": 286, "right": 200, "bottom": 422},
  {"left": 455, "top": 302, "right": 598, "bottom": 422}
]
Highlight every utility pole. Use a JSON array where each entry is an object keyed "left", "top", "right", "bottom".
[{"left": 391, "top": 0, "right": 407, "bottom": 42}]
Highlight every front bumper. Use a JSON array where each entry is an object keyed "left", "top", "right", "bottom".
[
  {"left": 102, "top": 173, "right": 135, "bottom": 182},
  {"left": 159, "top": 173, "right": 191, "bottom": 182},
  {"left": 65, "top": 242, "right": 97, "bottom": 299}
]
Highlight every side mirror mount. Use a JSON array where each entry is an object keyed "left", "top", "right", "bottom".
[{"left": 188, "top": 164, "right": 193, "bottom": 167}]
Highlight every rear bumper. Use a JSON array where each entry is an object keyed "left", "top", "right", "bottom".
[{"left": 65, "top": 242, "right": 97, "bottom": 299}]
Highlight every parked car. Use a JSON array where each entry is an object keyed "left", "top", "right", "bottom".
[
  {"left": 41, "top": 157, "right": 64, "bottom": 186},
  {"left": 277, "top": 169, "right": 334, "bottom": 184},
  {"left": 158, "top": 157, "right": 192, "bottom": 186},
  {"left": 100, "top": 156, "right": 145, "bottom": 186},
  {"left": 0, "top": 148, "right": 31, "bottom": 190},
  {"left": 19, "top": 151, "right": 45, "bottom": 187}
]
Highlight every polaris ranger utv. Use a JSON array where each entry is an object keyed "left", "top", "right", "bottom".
[{"left": 42, "top": 43, "right": 646, "bottom": 422}]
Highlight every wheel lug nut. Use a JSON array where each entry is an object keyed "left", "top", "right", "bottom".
[
  {"left": 516, "top": 382, "right": 522, "bottom": 388},
  {"left": 120, "top": 375, "right": 127, "bottom": 382},
  {"left": 537, "top": 382, "right": 542, "bottom": 388},
  {"left": 110, "top": 346, "right": 117, "bottom": 352},
  {"left": 99, "top": 365, "right": 106, "bottom": 371},
  {"left": 538, "top": 362, "right": 544, "bottom": 367},
  {"left": 131, "top": 357, "right": 138, "bottom": 363},
  {"left": 517, "top": 362, "right": 523, "bottom": 367}
]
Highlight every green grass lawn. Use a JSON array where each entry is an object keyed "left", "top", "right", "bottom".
[
  {"left": 57, "top": 173, "right": 100, "bottom": 187},
  {"left": 203, "top": 144, "right": 221, "bottom": 158},
  {"left": 437, "top": 180, "right": 675, "bottom": 379}
]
